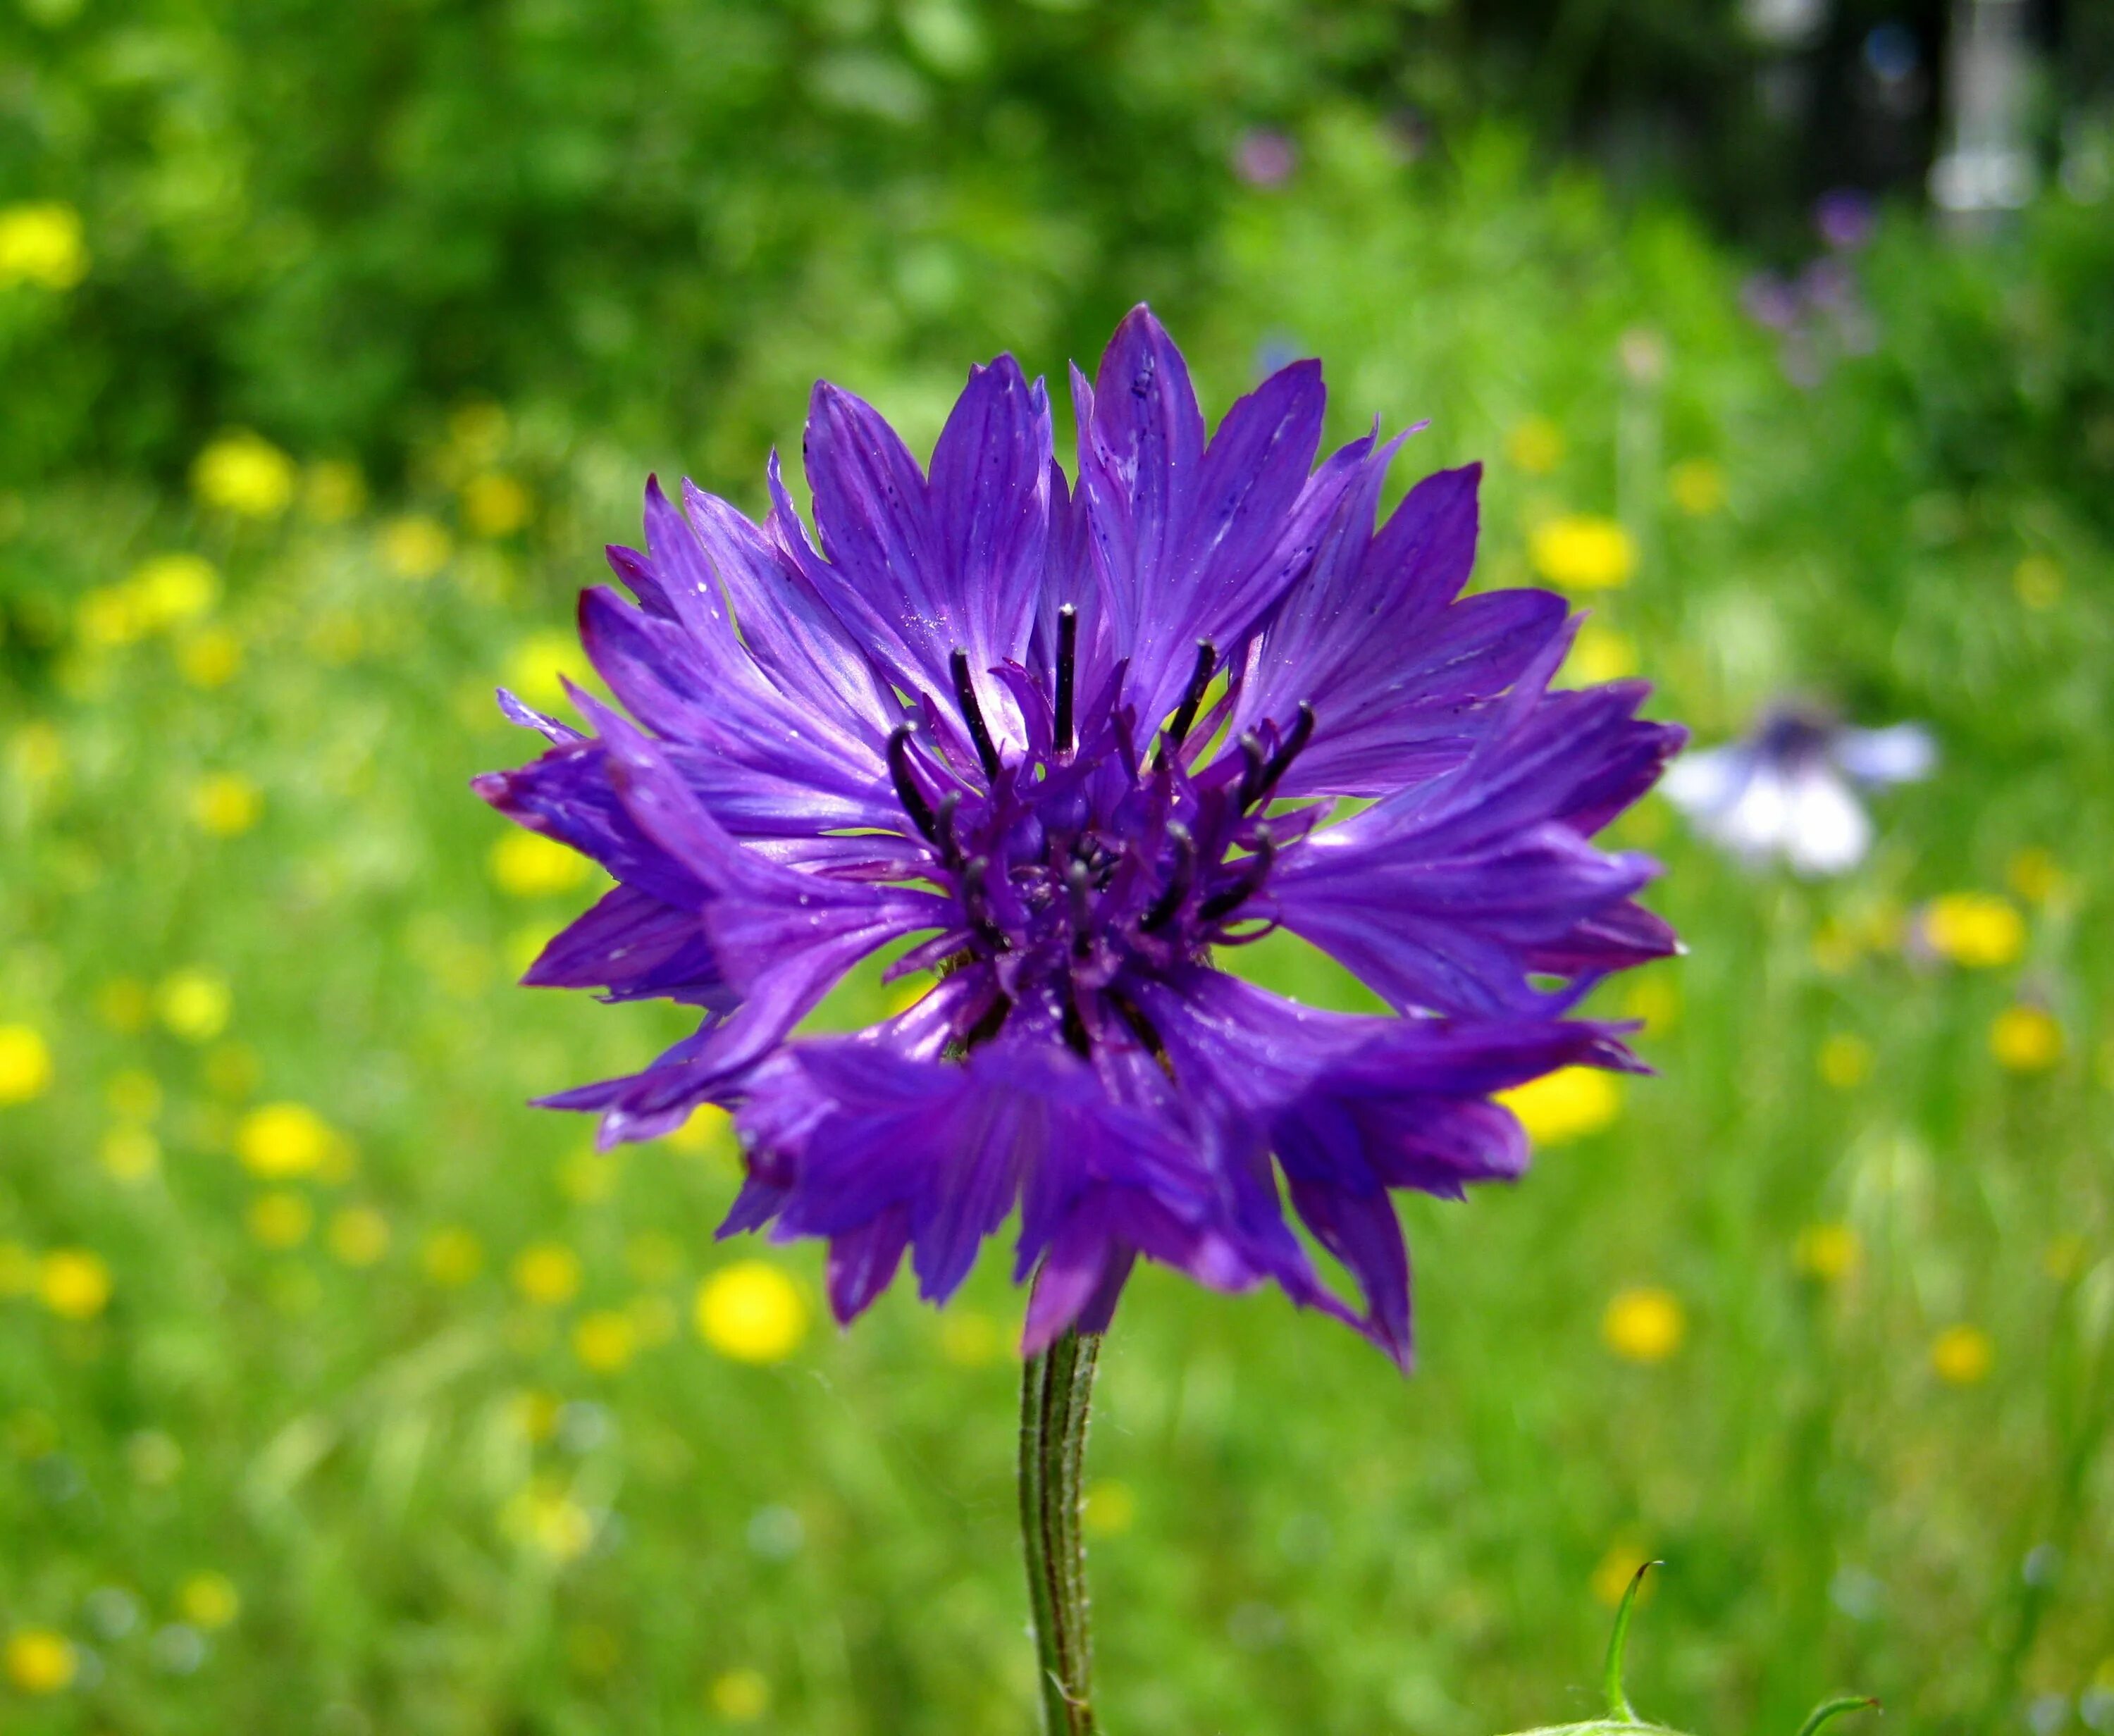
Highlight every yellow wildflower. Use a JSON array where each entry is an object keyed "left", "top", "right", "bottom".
[
  {"left": 572, "top": 1309, "right": 638, "bottom": 1374},
  {"left": 0, "top": 1024, "right": 54, "bottom": 1105},
  {"left": 1793, "top": 1222, "right": 1861, "bottom": 1282},
  {"left": 710, "top": 1668, "right": 771, "bottom": 1723},
  {"left": 512, "top": 1242, "right": 582, "bottom": 1307},
  {"left": 1495, "top": 1067, "right": 1620, "bottom": 1146},
  {"left": 3, "top": 1628, "right": 76, "bottom": 1694},
  {"left": 1620, "top": 973, "right": 1680, "bottom": 1037},
  {"left": 509, "top": 1389, "right": 562, "bottom": 1442},
  {"left": 157, "top": 969, "right": 231, "bottom": 1042},
  {"left": 505, "top": 629, "right": 589, "bottom": 707},
  {"left": 131, "top": 553, "right": 219, "bottom": 628},
  {"left": 490, "top": 830, "right": 589, "bottom": 898},
  {"left": 1667, "top": 458, "right": 1726, "bottom": 516},
  {"left": 178, "top": 1573, "right": 240, "bottom": 1630},
  {"left": 1590, "top": 1542, "right": 1657, "bottom": 1609},
  {"left": 192, "top": 772, "right": 263, "bottom": 837},
  {"left": 236, "top": 1103, "right": 331, "bottom": 1179},
  {"left": 176, "top": 626, "right": 244, "bottom": 688},
  {"left": 0, "top": 202, "right": 88, "bottom": 291},
  {"left": 1922, "top": 893, "right": 2024, "bottom": 968},
  {"left": 326, "top": 1205, "right": 390, "bottom": 1267},
  {"left": 1082, "top": 1479, "right": 1137, "bottom": 1537},
  {"left": 504, "top": 1478, "right": 595, "bottom": 1562},
  {"left": 9, "top": 723, "right": 65, "bottom": 787},
  {"left": 192, "top": 431, "right": 297, "bottom": 519},
  {"left": 38, "top": 1249, "right": 111, "bottom": 1320},
  {"left": 1504, "top": 416, "right": 1564, "bottom": 474},
  {"left": 463, "top": 473, "right": 531, "bottom": 538},
  {"left": 663, "top": 1105, "right": 735, "bottom": 1160},
  {"left": 303, "top": 459, "right": 366, "bottom": 523},
  {"left": 1931, "top": 1324, "right": 1992, "bottom": 1385},
  {"left": 2012, "top": 554, "right": 2061, "bottom": 610},
  {"left": 1566, "top": 621, "right": 1637, "bottom": 684},
  {"left": 247, "top": 1190, "right": 314, "bottom": 1249},
  {"left": 696, "top": 1260, "right": 808, "bottom": 1364},
  {"left": 2005, "top": 848, "right": 2066, "bottom": 907},
  {"left": 422, "top": 1226, "right": 484, "bottom": 1286},
  {"left": 99, "top": 1125, "right": 161, "bottom": 1184},
  {"left": 1817, "top": 1033, "right": 1874, "bottom": 1089},
  {"left": 1529, "top": 515, "right": 1636, "bottom": 590},
  {"left": 380, "top": 515, "right": 452, "bottom": 579},
  {"left": 1990, "top": 1005, "right": 2063, "bottom": 1072},
  {"left": 1602, "top": 1286, "right": 1685, "bottom": 1363},
  {"left": 77, "top": 583, "right": 144, "bottom": 647}
]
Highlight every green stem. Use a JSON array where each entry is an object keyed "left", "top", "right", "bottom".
[{"left": 1020, "top": 1329, "right": 1101, "bottom": 1734}]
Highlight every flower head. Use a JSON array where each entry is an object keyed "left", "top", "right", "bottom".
[{"left": 476, "top": 308, "right": 1682, "bottom": 1364}]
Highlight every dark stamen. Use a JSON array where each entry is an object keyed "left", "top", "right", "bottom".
[
  {"left": 1054, "top": 604, "right": 1078, "bottom": 757},
  {"left": 950, "top": 649, "right": 1003, "bottom": 783},
  {"left": 1066, "top": 859, "right": 1093, "bottom": 957},
  {"left": 962, "top": 855, "right": 1009, "bottom": 953},
  {"left": 886, "top": 725, "right": 939, "bottom": 842},
  {"left": 934, "top": 791, "right": 963, "bottom": 869},
  {"left": 1199, "top": 829, "right": 1278, "bottom": 924},
  {"left": 1154, "top": 640, "right": 1218, "bottom": 768},
  {"left": 1140, "top": 823, "right": 1196, "bottom": 932},
  {"left": 1061, "top": 993, "right": 1092, "bottom": 1058},
  {"left": 1235, "top": 731, "right": 1268, "bottom": 810},
  {"left": 1245, "top": 702, "right": 1316, "bottom": 812}
]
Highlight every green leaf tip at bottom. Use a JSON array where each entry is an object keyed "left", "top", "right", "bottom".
[{"left": 1492, "top": 1566, "right": 1879, "bottom": 1736}]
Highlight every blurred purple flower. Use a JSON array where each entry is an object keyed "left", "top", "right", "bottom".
[
  {"left": 1233, "top": 128, "right": 1297, "bottom": 188},
  {"left": 1741, "top": 273, "right": 1802, "bottom": 333},
  {"left": 1662, "top": 702, "right": 1934, "bottom": 876},
  {"left": 476, "top": 307, "right": 1681, "bottom": 1365},
  {"left": 1815, "top": 190, "right": 1877, "bottom": 252}
]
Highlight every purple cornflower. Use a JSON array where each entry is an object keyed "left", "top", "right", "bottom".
[{"left": 476, "top": 308, "right": 1683, "bottom": 1365}]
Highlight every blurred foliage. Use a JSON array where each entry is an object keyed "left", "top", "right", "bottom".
[{"left": 2, "top": 4, "right": 2114, "bottom": 1734}]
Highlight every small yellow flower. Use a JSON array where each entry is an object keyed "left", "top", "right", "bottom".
[
  {"left": 1667, "top": 458, "right": 1726, "bottom": 516},
  {"left": 236, "top": 1102, "right": 331, "bottom": 1179},
  {"left": 176, "top": 626, "right": 244, "bottom": 688},
  {"left": 572, "top": 1309, "right": 638, "bottom": 1374},
  {"left": 1566, "top": 621, "right": 1636, "bottom": 684},
  {"left": 247, "top": 1190, "right": 314, "bottom": 1249},
  {"left": 304, "top": 459, "right": 367, "bottom": 523},
  {"left": 0, "top": 1024, "right": 54, "bottom": 1105},
  {"left": 939, "top": 1308, "right": 1005, "bottom": 1368},
  {"left": 2005, "top": 848, "right": 2066, "bottom": 907},
  {"left": 513, "top": 1242, "right": 583, "bottom": 1307},
  {"left": 1602, "top": 1286, "right": 1685, "bottom": 1363},
  {"left": 3, "top": 1627, "right": 77, "bottom": 1694},
  {"left": 1793, "top": 1222, "right": 1861, "bottom": 1282},
  {"left": 78, "top": 583, "right": 145, "bottom": 647},
  {"left": 1817, "top": 1032, "right": 1874, "bottom": 1089},
  {"left": 490, "top": 830, "right": 590, "bottom": 898},
  {"left": 326, "top": 1205, "right": 390, "bottom": 1267},
  {"left": 663, "top": 1105, "right": 735, "bottom": 1160},
  {"left": 130, "top": 553, "right": 220, "bottom": 629},
  {"left": 178, "top": 1572, "right": 240, "bottom": 1630},
  {"left": 1990, "top": 1005, "right": 2063, "bottom": 1073},
  {"left": 1620, "top": 973, "right": 1680, "bottom": 1037},
  {"left": 380, "top": 515, "right": 452, "bottom": 579},
  {"left": 1495, "top": 1067, "right": 1621, "bottom": 1146},
  {"left": 192, "top": 772, "right": 263, "bottom": 837},
  {"left": 509, "top": 1388, "right": 562, "bottom": 1442},
  {"left": 1082, "top": 1479, "right": 1137, "bottom": 1537},
  {"left": 38, "top": 1249, "right": 111, "bottom": 1320},
  {"left": 9, "top": 723, "right": 65, "bottom": 787},
  {"left": 462, "top": 473, "right": 532, "bottom": 538},
  {"left": 0, "top": 201, "right": 88, "bottom": 291},
  {"left": 1590, "top": 1542, "right": 1657, "bottom": 1609},
  {"left": 99, "top": 1124, "right": 161, "bottom": 1184},
  {"left": 1530, "top": 515, "right": 1636, "bottom": 590},
  {"left": 96, "top": 979, "right": 152, "bottom": 1034},
  {"left": 1931, "top": 1324, "right": 1992, "bottom": 1385},
  {"left": 696, "top": 1260, "right": 808, "bottom": 1364},
  {"left": 192, "top": 431, "right": 297, "bottom": 519},
  {"left": 1504, "top": 416, "right": 1564, "bottom": 475},
  {"left": 2012, "top": 554, "right": 2062, "bottom": 610},
  {"left": 505, "top": 630, "right": 589, "bottom": 707},
  {"left": 422, "top": 1226, "right": 485, "bottom": 1286},
  {"left": 1922, "top": 893, "right": 2025, "bottom": 968},
  {"left": 504, "top": 1478, "right": 595, "bottom": 1562},
  {"left": 157, "top": 969, "right": 231, "bottom": 1042},
  {"left": 710, "top": 1668, "right": 771, "bottom": 1723}
]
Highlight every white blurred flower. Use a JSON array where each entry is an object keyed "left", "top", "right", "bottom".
[{"left": 1663, "top": 704, "right": 1934, "bottom": 876}]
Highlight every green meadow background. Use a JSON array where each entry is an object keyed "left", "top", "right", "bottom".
[{"left": 2, "top": 4, "right": 2112, "bottom": 1732}]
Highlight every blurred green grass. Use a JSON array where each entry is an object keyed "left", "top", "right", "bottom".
[{"left": 2, "top": 109, "right": 2113, "bottom": 1736}]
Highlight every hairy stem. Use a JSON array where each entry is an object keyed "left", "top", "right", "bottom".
[{"left": 1020, "top": 1329, "right": 1101, "bottom": 1734}]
